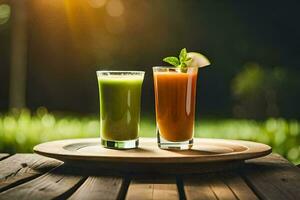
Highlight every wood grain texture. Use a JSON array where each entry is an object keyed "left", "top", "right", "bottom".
[
  {"left": 0, "top": 165, "right": 86, "bottom": 200},
  {"left": 0, "top": 154, "right": 10, "bottom": 161},
  {"left": 183, "top": 172, "right": 259, "bottom": 200},
  {"left": 220, "top": 172, "right": 258, "bottom": 200},
  {"left": 34, "top": 138, "right": 271, "bottom": 165},
  {"left": 126, "top": 177, "right": 179, "bottom": 200},
  {"left": 208, "top": 175, "right": 237, "bottom": 200},
  {"left": 183, "top": 174, "right": 216, "bottom": 200},
  {"left": 0, "top": 153, "right": 298, "bottom": 199},
  {"left": 241, "top": 154, "right": 300, "bottom": 200},
  {"left": 68, "top": 176, "right": 126, "bottom": 200},
  {"left": 0, "top": 154, "right": 61, "bottom": 192},
  {"left": 183, "top": 174, "right": 238, "bottom": 200}
]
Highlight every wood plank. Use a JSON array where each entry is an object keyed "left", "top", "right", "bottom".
[
  {"left": 0, "top": 154, "right": 62, "bottom": 192},
  {"left": 241, "top": 154, "right": 300, "bottom": 200},
  {"left": 126, "top": 177, "right": 179, "bottom": 200},
  {"left": 183, "top": 173, "right": 239, "bottom": 200},
  {"left": 68, "top": 176, "right": 127, "bottom": 200},
  {"left": 220, "top": 172, "right": 258, "bottom": 200},
  {"left": 0, "top": 165, "right": 86, "bottom": 200},
  {"left": 183, "top": 174, "right": 216, "bottom": 200},
  {"left": 0, "top": 154, "right": 10, "bottom": 161},
  {"left": 208, "top": 174, "right": 237, "bottom": 200}
]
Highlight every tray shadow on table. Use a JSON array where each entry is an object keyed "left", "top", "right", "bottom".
[{"left": 59, "top": 160, "right": 245, "bottom": 176}]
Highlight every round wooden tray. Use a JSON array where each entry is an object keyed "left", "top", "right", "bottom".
[{"left": 33, "top": 138, "right": 271, "bottom": 173}]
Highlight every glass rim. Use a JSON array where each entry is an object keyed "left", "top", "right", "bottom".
[
  {"left": 152, "top": 66, "right": 198, "bottom": 69},
  {"left": 152, "top": 66, "right": 198, "bottom": 73},
  {"left": 96, "top": 70, "right": 145, "bottom": 76},
  {"left": 153, "top": 66, "right": 177, "bottom": 69}
]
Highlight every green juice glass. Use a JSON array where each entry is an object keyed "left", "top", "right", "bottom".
[{"left": 97, "top": 71, "right": 145, "bottom": 149}]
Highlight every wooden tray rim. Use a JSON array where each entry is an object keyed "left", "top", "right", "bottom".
[{"left": 33, "top": 137, "right": 272, "bottom": 164}]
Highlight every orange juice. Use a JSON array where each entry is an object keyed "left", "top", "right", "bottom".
[{"left": 153, "top": 69, "right": 197, "bottom": 142}]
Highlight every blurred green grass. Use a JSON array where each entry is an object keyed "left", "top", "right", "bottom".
[{"left": 0, "top": 108, "right": 299, "bottom": 164}]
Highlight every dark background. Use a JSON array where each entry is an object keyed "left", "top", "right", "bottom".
[{"left": 1, "top": 0, "right": 300, "bottom": 119}]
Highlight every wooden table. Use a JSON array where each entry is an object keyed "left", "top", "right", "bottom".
[{"left": 0, "top": 153, "right": 299, "bottom": 200}]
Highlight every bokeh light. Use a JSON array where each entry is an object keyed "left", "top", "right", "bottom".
[
  {"left": 105, "top": 0, "right": 124, "bottom": 17},
  {"left": 88, "top": 0, "right": 107, "bottom": 8},
  {"left": 0, "top": 4, "right": 11, "bottom": 25}
]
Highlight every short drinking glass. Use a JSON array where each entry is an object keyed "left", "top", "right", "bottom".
[
  {"left": 153, "top": 67, "right": 198, "bottom": 150},
  {"left": 97, "top": 71, "right": 145, "bottom": 149}
]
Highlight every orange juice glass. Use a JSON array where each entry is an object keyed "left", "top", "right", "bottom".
[{"left": 153, "top": 66, "right": 198, "bottom": 150}]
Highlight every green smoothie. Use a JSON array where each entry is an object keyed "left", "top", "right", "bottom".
[{"left": 98, "top": 73, "right": 144, "bottom": 141}]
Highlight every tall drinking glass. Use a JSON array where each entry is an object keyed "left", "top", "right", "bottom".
[
  {"left": 153, "top": 67, "right": 198, "bottom": 150},
  {"left": 97, "top": 71, "right": 145, "bottom": 149}
]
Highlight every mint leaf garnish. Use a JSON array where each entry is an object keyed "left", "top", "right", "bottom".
[
  {"left": 163, "top": 57, "right": 180, "bottom": 66},
  {"left": 179, "top": 48, "right": 187, "bottom": 63},
  {"left": 162, "top": 48, "right": 192, "bottom": 72}
]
